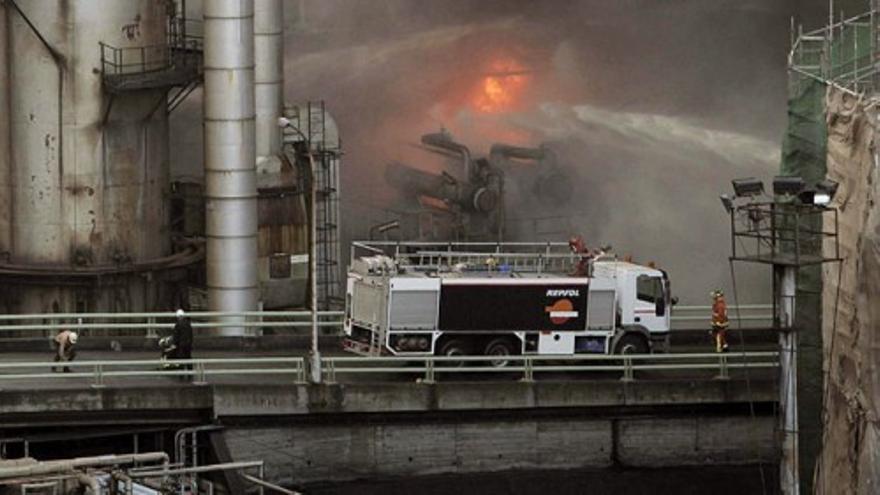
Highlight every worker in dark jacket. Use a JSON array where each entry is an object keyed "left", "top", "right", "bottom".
[{"left": 172, "top": 309, "right": 194, "bottom": 368}]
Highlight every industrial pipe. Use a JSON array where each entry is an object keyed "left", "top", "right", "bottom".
[
  {"left": 75, "top": 471, "right": 101, "bottom": 495},
  {"left": 489, "top": 143, "right": 551, "bottom": 163},
  {"left": 421, "top": 131, "right": 473, "bottom": 181},
  {"left": 204, "top": 0, "right": 259, "bottom": 332},
  {"left": 0, "top": 452, "right": 170, "bottom": 479},
  {"left": 254, "top": 0, "right": 283, "bottom": 161}
]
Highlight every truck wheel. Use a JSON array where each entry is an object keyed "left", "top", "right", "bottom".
[
  {"left": 614, "top": 333, "right": 649, "bottom": 355},
  {"left": 484, "top": 338, "right": 516, "bottom": 368},
  {"left": 438, "top": 339, "right": 469, "bottom": 367}
]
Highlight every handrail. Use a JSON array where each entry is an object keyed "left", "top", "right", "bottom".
[
  {"left": 320, "top": 352, "right": 779, "bottom": 383},
  {"left": 0, "top": 356, "right": 307, "bottom": 385},
  {"left": 0, "top": 353, "right": 776, "bottom": 385},
  {"left": 0, "top": 306, "right": 773, "bottom": 334}
]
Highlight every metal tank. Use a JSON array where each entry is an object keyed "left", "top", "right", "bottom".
[
  {"left": 203, "top": 0, "right": 259, "bottom": 329},
  {"left": 0, "top": 2, "right": 10, "bottom": 278},
  {"left": 2, "top": 1, "right": 174, "bottom": 313}
]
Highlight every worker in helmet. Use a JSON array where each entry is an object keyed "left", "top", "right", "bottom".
[
  {"left": 172, "top": 309, "right": 194, "bottom": 370},
  {"left": 52, "top": 329, "right": 78, "bottom": 373},
  {"left": 568, "top": 235, "right": 591, "bottom": 276},
  {"left": 710, "top": 290, "right": 729, "bottom": 353}
]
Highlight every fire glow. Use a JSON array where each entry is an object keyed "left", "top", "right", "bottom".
[{"left": 473, "top": 58, "right": 529, "bottom": 113}]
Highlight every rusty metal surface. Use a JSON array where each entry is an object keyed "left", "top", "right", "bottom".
[{"left": 5, "top": 1, "right": 174, "bottom": 313}]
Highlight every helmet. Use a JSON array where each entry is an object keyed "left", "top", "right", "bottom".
[
  {"left": 711, "top": 289, "right": 724, "bottom": 298},
  {"left": 69, "top": 332, "right": 78, "bottom": 345},
  {"left": 176, "top": 309, "right": 185, "bottom": 318}
]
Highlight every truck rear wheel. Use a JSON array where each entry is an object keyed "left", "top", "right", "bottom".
[
  {"left": 438, "top": 339, "right": 470, "bottom": 367},
  {"left": 614, "top": 333, "right": 649, "bottom": 355},
  {"left": 484, "top": 338, "right": 516, "bottom": 368}
]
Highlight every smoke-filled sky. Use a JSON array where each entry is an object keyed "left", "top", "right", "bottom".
[{"left": 172, "top": 0, "right": 860, "bottom": 303}]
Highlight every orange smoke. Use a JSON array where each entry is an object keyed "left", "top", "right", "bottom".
[{"left": 473, "top": 58, "right": 529, "bottom": 113}]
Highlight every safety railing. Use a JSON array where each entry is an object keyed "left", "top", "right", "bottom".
[
  {"left": 670, "top": 304, "right": 774, "bottom": 330},
  {"left": 320, "top": 352, "right": 779, "bottom": 383},
  {"left": 0, "top": 311, "right": 344, "bottom": 339},
  {"left": 0, "top": 305, "right": 773, "bottom": 339},
  {"left": 0, "top": 352, "right": 777, "bottom": 386},
  {"left": 0, "top": 356, "right": 306, "bottom": 387}
]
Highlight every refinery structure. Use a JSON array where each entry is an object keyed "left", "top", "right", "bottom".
[
  {"left": 0, "top": 0, "right": 341, "bottom": 317},
  {"left": 2, "top": 1, "right": 880, "bottom": 495}
]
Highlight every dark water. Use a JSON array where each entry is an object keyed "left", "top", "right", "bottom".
[{"left": 304, "top": 465, "right": 778, "bottom": 495}]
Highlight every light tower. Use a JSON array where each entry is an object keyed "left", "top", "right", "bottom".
[{"left": 723, "top": 176, "right": 841, "bottom": 495}]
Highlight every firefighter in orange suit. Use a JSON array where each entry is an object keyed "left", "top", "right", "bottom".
[{"left": 711, "top": 290, "right": 729, "bottom": 353}]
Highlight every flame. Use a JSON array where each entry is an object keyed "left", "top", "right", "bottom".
[{"left": 473, "top": 58, "right": 528, "bottom": 113}]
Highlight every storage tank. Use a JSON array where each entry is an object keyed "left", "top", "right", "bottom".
[
  {"left": 1, "top": 1, "right": 180, "bottom": 313},
  {"left": 0, "top": 3, "right": 10, "bottom": 266}
]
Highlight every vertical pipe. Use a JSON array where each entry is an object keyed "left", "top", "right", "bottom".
[
  {"left": 203, "top": 0, "right": 259, "bottom": 332},
  {"left": 777, "top": 264, "right": 799, "bottom": 495},
  {"left": 0, "top": 1, "right": 9, "bottom": 259},
  {"left": 254, "top": 0, "right": 283, "bottom": 161}
]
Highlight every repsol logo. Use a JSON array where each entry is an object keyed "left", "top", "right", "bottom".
[{"left": 546, "top": 289, "right": 579, "bottom": 297}]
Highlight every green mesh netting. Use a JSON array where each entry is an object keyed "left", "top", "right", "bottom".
[{"left": 780, "top": 76, "right": 826, "bottom": 494}]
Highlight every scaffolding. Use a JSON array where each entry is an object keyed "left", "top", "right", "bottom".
[
  {"left": 281, "top": 102, "right": 343, "bottom": 310},
  {"left": 789, "top": 1, "right": 880, "bottom": 96}
]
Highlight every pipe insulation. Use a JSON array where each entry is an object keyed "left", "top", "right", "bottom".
[
  {"left": 0, "top": 452, "right": 169, "bottom": 479},
  {"left": 204, "top": 0, "right": 259, "bottom": 330},
  {"left": 254, "top": 0, "right": 283, "bottom": 161}
]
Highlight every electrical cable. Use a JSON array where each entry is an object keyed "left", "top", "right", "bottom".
[{"left": 728, "top": 258, "right": 769, "bottom": 495}]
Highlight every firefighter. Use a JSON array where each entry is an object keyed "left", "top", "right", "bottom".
[
  {"left": 52, "top": 329, "right": 78, "bottom": 373},
  {"left": 568, "top": 235, "right": 592, "bottom": 276},
  {"left": 710, "top": 290, "right": 729, "bottom": 353}
]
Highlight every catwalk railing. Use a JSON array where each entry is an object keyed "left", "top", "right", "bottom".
[
  {"left": 0, "top": 306, "right": 773, "bottom": 338},
  {"left": 0, "top": 352, "right": 779, "bottom": 386}
]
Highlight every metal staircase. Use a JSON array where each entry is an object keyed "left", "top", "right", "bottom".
[{"left": 99, "top": 15, "right": 203, "bottom": 106}]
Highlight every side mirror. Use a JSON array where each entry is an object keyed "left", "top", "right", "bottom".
[
  {"left": 655, "top": 298, "right": 666, "bottom": 317},
  {"left": 671, "top": 296, "right": 679, "bottom": 306}
]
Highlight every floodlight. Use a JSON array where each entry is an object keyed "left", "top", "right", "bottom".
[
  {"left": 813, "top": 192, "right": 832, "bottom": 206},
  {"left": 720, "top": 194, "right": 734, "bottom": 214},
  {"left": 816, "top": 179, "right": 839, "bottom": 202},
  {"left": 732, "top": 177, "right": 764, "bottom": 198},
  {"left": 773, "top": 176, "right": 805, "bottom": 196}
]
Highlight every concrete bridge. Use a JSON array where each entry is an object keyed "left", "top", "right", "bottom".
[{"left": 0, "top": 310, "right": 779, "bottom": 490}]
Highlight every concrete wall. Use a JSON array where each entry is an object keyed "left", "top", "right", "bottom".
[{"left": 226, "top": 414, "right": 776, "bottom": 485}]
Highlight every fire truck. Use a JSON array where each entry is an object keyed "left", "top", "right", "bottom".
[{"left": 342, "top": 242, "right": 673, "bottom": 361}]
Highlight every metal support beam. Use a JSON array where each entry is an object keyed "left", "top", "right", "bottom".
[{"left": 777, "top": 265, "right": 799, "bottom": 495}]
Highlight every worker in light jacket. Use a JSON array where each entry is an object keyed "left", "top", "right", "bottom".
[{"left": 52, "top": 329, "right": 78, "bottom": 373}]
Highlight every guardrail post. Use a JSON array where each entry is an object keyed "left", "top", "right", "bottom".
[
  {"left": 621, "top": 357, "right": 634, "bottom": 382},
  {"left": 192, "top": 362, "right": 207, "bottom": 385},
  {"left": 147, "top": 316, "right": 158, "bottom": 339},
  {"left": 323, "top": 359, "right": 335, "bottom": 384},
  {"left": 716, "top": 354, "right": 730, "bottom": 380},
  {"left": 423, "top": 358, "right": 435, "bottom": 384},
  {"left": 295, "top": 360, "right": 306, "bottom": 384},
  {"left": 92, "top": 364, "right": 105, "bottom": 389},
  {"left": 522, "top": 357, "right": 534, "bottom": 382}
]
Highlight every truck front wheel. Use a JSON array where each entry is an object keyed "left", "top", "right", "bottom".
[{"left": 614, "top": 333, "right": 649, "bottom": 355}]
